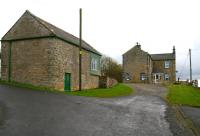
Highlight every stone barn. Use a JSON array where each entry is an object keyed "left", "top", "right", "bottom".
[
  {"left": 123, "top": 43, "right": 176, "bottom": 83},
  {"left": 1, "top": 10, "right": 101, "bottom": 91}
]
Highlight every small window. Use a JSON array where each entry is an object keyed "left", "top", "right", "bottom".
[
  {"left": 123, "top": 73, "right": 131, "bottom": 81},
  {"left": 91, "top": 58, "right": 98, "bottom": 71},
  {"left": 140, "top": 73, "right": 146, "bottom": 81},
  {"left": 165, "top": 61, "right": 170, "bottom": 68},
  {"left": 164, "top": 74, "right": 169, "bottom": 80}
]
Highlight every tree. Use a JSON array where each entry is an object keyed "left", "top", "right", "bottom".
[{"left": 101, "top": 55, "right": 122, "bottom": 82}]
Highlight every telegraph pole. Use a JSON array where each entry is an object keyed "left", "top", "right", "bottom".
[
  {"left": 189, "top": 48, "right": 192, "bottom": 82},
  {"left": 79, "top": 8, "right": 82, "bottom": 91}
]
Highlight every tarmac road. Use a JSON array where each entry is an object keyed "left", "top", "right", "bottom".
[{"left": 0, "top": 84, "right": 194, "bottom": 136}]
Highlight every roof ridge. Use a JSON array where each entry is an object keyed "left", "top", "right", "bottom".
[
  {"left": 123, "top": 45, "right": 138, "bottom": 55},
  {"left": 150, "top": 53, "right": 173, "bottom": 55},
  {"left": 2, "top": 10, "right": 101, "bottom": 55},
  {"left": 26, "top": 11, "right": 81, "bottom": 43},
  {"left": 28, "top": 12, "right": 101, "bottom": 55},
  {"left": 151, "top": 53, "right": 175, "bottom": 60},
  {"left": 26, "top": 11, "right": 56, "bottom": 36}
]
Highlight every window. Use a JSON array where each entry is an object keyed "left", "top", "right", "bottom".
[
  {"left": 140, "top": 73, "right": 146, "bottom": 81},
  {"left": 165, "top": 61, "right": 170, "bottom": 68},
  {"left": 90, "top": 53, "right": 100, "bottom": 75},
  {"left": 164, "top": 74, "right": 169, "bottom": 80},
  {"left": 91, "top": 58, "right": 98, "bottom": 71},
  {"left": 123, "top": 73, "right": 131, "bottom": 81}
]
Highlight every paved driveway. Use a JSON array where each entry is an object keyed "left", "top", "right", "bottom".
[{"left": 0, "top": 84, "right": 194, "bottom": 136}]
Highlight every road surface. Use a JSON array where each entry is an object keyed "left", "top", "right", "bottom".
[{"left": 0, "top": 84, "right": 194, "bottom": 136}]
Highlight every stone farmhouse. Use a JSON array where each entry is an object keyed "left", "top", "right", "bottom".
[
  {"left": 123, "top": 43, "right": 176, "bottom": 83},
  {"left": 1, "top": 10, "right": 101, "bottom": 91}
]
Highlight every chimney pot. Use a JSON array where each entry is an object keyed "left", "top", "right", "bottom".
[{"left": 136, "top": 42, "right": 141, "bottom": 49}]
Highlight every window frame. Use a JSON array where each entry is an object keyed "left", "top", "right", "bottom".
[
  {"left": 140, "top": 73, "right": 146, "bottom": 81},
  {"left": 91, "top": 58, "right": 98, "bottom": 71},
  {"left": 164, "top": 74, "right": 169, "bottom": 80},
  {"left": 164, "top": 61, "right": 170, "bottom": 68}
]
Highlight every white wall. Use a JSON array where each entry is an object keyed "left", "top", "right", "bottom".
[{"left": 198, "top": 80, "right": 200, "bottom": 87}]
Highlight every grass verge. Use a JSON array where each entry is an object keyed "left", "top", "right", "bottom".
[
  {"left": 0, "top": 80, "right": 134, "bottom": 98},
  {"left": 65, "top": 83, "right": 134, "bottom": 98},
  {"left": 167, "top": 84, "right": 200, "bottom": 107}
]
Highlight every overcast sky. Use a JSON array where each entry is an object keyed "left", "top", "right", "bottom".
[{"left": 0, "top": 0, "right": 200, "bottom": 80}]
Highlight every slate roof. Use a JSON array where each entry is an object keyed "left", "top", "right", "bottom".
[
  {"left": 2, "top": 10, "right": 101, "bottom": 55},
  {"left": 150, "top": 53, "right": 175, "bottom": 60}
]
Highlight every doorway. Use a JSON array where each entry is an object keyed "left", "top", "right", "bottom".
[
  {"left": 153, "top": 73, "right": 162, "bottom": 83},
  {"left": 64, "top": 73, "right": 71, "bottom": 91}
]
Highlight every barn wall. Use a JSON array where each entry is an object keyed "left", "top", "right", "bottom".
[
  {"left": 1, "top": 38, "right": 100, "bottom": 91},
  {"left": 52, "top": 38, "right": 99, "bottom": 90},
  {"left": 1, "top": 38, "right": 54, "bottom": 87}
]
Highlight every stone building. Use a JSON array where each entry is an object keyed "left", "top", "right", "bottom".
[
  {"left": 123, "top": 43, "right": 176, "bottom": 83},
  {"left": 1, "top": 10, "right": 101, "bottom": 91}
]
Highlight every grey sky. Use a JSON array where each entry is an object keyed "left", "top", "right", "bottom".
[{"left": 0, "top": 0, "right": 200, "bottom": 80}]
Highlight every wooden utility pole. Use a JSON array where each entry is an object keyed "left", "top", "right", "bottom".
[
  {"left": 189, "top": 48, "right": 192, "bottom": 82},
  {"left": 79, "top": 8, "right": 82, "bottom": 91}
]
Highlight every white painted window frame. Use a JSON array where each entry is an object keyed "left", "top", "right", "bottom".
[
  {"left": 164, "top": 61, "right": 170, "bottom": 68},
  {"left": 140, "top": 73, "right": 146, "bottom": 81},
  {"left": 91, "top": 58, "right": 98, "bottom": 71},
  {"left": 164, "top": 74, "right": 169, "bottom": 80}
]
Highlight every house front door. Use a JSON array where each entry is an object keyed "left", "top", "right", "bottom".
[
  {"left": 64, "top": 73, "right": 71, "bottom": 91},
  {"left": 154, "top": 73, "right": 162, "bottom": 83}
]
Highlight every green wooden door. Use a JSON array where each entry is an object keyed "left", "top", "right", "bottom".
[{"left": 64, "top": 73, "right": 71, "bottom": 91}]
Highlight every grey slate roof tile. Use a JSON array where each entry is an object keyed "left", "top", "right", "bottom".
[
  {"left": 2, "top": 10, "right": 101, "bottom": 55},
  {"left": 28, "top": 11, "right": 101, "bottom": 55},
  {"left": 150, "top": 53, "right": 175, "bottom": 60}
]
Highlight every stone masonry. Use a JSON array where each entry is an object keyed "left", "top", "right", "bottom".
[
  {"left": 1, "top": 10, "right": 101, "bottom": 91},
  {"left": 123, "top": 44, "right": 152, "bottom": 83},
  {"left": 123, "top": 43, "right": 176, "bottom": 83}
]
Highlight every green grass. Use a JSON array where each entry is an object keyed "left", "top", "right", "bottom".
[
  {"left": 167, "top": 84, "right": 200, "bottom": 107},
  {"left": 65, "top": 83, "right": 134, "bottom": 98},
  {"left": 0, "top": 80, "right": 133, "bottom": 98}
]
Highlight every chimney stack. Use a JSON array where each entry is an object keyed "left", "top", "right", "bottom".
[
  {"left": 136, "top": 42, "right": 141, "bottom": 49},
  {"left": 173, "top": 46, "right": 176, "bottom": 54}
]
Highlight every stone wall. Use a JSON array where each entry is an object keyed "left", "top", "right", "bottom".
[
  {"left": 123, "top": 45, "right": 176, "bottom": 84},
  {"left": 52, "top": 38, "right": 99, "bottom": 90},
  {"left": 123, "top": 45, "right": 152, "bottom": 83},
  {"left": 1, "top": 41, "right": 9, "bottom": 80},
  {"left": 99, "top": 76, "right": 118, "bottom": 88},
  {"left": 2, "top": 11, "right": 52, "bottom": 41},
  {"left": 152, "top": 60, "right": 176, "bottom": 82},
  {"left": 1, "top": 38, "right": 99, "bottom": 91},
  {"left": 1, "top": 38, "right": 57, "bottom": 87}
]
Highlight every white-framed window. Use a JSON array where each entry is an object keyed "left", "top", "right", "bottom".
[
  {"left": 140, "top": 73, "right": 146, "bottom": 81},
  {"left": 164, "top": 74, "right": 169, "bottom": 80},
  {"left": 164, "top": 61, "right": 170, "bottom": 68},
  {"left": 91, "top": 58, "right": 98, "bottom": 71}
]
